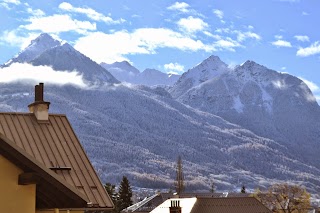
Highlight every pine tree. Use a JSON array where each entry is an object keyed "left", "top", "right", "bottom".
[
  {"left": 118, "top": 176, "right": 133, "bottom": 211},
  {"left": 174, "top": 155, "right": 185, "bottom": 194},
  {"left": 241, "top": 185, "right": 246, "bottom": 193},
  {"left": 210, "top": 180, "right": 215, "bottom": 193}
]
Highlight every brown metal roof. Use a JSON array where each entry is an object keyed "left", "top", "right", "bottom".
[
  {"left": 0, "top": 133, "right": 88, "bottom": 209},
  {"left": 190, "top": 197, "right": 272, "bottom": 213},
  {"left": 0, "top": 112, "right": 113, "bottom": 209}
]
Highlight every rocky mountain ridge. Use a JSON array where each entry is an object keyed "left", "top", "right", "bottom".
[{"left": 1, "top": 33, "right": 320, "bottom": 193}]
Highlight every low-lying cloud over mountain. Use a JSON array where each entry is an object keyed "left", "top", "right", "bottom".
[{"left": 0, "top": 63, "right": 87, "bottom": 87}]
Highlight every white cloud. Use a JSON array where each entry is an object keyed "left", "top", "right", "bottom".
[
  {"left": 164, "top": 62, "right": 184, "bottom": 73},
  {"left": 296, "top": 41, "right": 320, "bottom": 57},
  {"left": 237, "top": 31, "right": 261, "bottom": 42},
  {"left": 275, "top": 35, "right": 283, "bottom": 40},
  {"left": 0, "top": 63, "right": 87, "bottom": 87},
  {"left": 302, "top": 11, "right": 309, "bottom": 16},
  {"left": 271, "top": 40, "right": 292, "bottom": 47},
  {"left": 74, "top": 28, "right": 215, "bottom": 63},
  {"left": 0, "top": 3, "right": 10, "bottom": 9},
  {"left": 26, "top": 7, "right": 45, "bottom": 17},
  {"left": 167, "top": 2, "right": 190, "bottom": 13},
  {"left": 3, "top": 0, "right": 20, "bottom": 5},
  {"left": 204, "top": 31, "right": 221, "bottom": 39},
  {"left": 22, "top": 14, "right": 96, "bottom": 34},
  {"left": 214, "top": 39, "right": 241, "bottom": 51},
  {"left": 177, "top": 16, "right": 208, "bottom": 33},
  {"left": 213, "top": 9, "right": 224, "bottom": 19},
  {"left": 294, "top": 35, "right": 309, "bottom": 42},
  {"left": 0, "top": 30, "right": 39, "bottom": 50},
  {"left": 215, "top": 28, "right": 261, "bottom": 42},
  {"left": 59, "top": 2, "right": 125, "bottom": 24},
  {"left": 298, "top": 77, "right": 320, "bottom": 103}
]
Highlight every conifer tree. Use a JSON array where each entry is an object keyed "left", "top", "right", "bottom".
[
  {"left": 118, "top": 176, "right": 133, "bottom": 211},
  {"left": 174, "top": 155, "right": 185, "bottom": 194},
  {"left": 241, "top": 185, "right": 246, "bottom": 193}
]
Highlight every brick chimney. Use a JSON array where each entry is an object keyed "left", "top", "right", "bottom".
[
  {"left": 170, "top": 200, "right": 181, "bottom": 213},
  {"left": 28, "top": 83, "right": 50, "bottom": 122}
]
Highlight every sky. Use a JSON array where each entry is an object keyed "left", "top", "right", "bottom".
[{"left": 0, "top": 0, "right": 319, "bottom": 101}]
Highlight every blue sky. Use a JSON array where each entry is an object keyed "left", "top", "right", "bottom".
[{"left": 0, "top": 0, "right": 319, "bottom": 101}]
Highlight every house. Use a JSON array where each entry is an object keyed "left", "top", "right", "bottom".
[
  {"left": 121, "top": 192, "right": 250, "bottom": 213},
  {"left": 0, "top": 83, "right": 114, "bottom": 213},
  {"left": 151, "top": 197, "right": 272, "bottom": 213}
]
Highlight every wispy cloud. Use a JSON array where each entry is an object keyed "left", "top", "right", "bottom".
[
  {"left": 59, "top": 2, "right": 125, "bottom": 24},
  {"left": 26, "top": 7, "right": 45, "bottom": 17},
  {"left": 74, "top": 28, "right": 216, "bottom": 63},
  {"left": 294, "top": 35, "right": 309, "bottom": 42},
  {"left": 299, "top": 77, "right": 319, "bottom": 92},
  {"left": 302, "top": 11, "right": 309, "bottom": 16},
  {"left": 0, "top": 0, "right": 20, "bottom": 9},
  {"left": 213, "top": 9, "right": 224, "bottom": 19},
  {"left": 3, "top": 0, "right": 20, "bottom": 4},
  {"left": 237, "top": 31, "right": 261, "bottom": 42},
  {"left": 164, "top": 62, "right": 184, "bottom": 73},
  {"left": 215, "top": 28, "right": 261, "bottom": 42},
  {"left": 271, "top": 40, "right": 292, "bottom": 47},
  {"left": 298, "top": 77, "right": 320, "bottom": 103},
  {"left": 177, "top": 16, "right": 208, "bottom": 33},
  {"left": 297, "top": 41, "right": 320, "bottom": 57},
  {"left": 0, "top": 30, "right": 38, "bottom": 50},
  {"left": 214, "top": 39, "right": 241, "bottom": 52},
  {"left": 167, "top": 2, "right": 190, "bottom": 13},
  {"left": 0, "top": 63, "right": 87, "bottom": 87},
  {"left": 22, "top": 14, "right": 96, "bottom": 34}
]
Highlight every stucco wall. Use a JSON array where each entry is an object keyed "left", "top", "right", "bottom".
[{"left": 0, "top": 155, "right": 36, "bottom": 213}]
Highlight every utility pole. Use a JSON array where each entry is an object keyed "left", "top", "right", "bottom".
[{"left": 174, "top": 156, "right": 184, "bottom": 195}]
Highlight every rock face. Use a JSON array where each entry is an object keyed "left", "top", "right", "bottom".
[{"left": 171, "top": 58, "right": 320, "bottom": 167}]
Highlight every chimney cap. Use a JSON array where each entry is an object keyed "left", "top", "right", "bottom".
[{"left": 28, "top": 83, "right": 50, "bottom": 122}]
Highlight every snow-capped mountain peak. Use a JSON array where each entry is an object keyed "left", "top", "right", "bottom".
[
  {"left": 29, "top": 33, "right": 61, "bottom": 48},
  {"left": 29, "top": 42, "right": 119, "bottom": 84},
  {"left": 169, "top": 55, "right": 230, "bottom": 98},
  {"left": 2, "top": 33, "right": 61, "bottom": 67},
  {"left": 198, "top": 55, "right": 227, "bottom": 68}
]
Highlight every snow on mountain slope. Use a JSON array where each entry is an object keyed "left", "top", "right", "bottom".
[
  {"left": 174, "top": 59, "right": 320, "bottom": 168},
  {"left": 3, "top": 33, "right": 61, "bottom": 67},
  {"left": 169, "top": 55, "right": 230, "bottom": 98},
  {"left": 1, "top": 83, "right": 320, "bottom": 193},
  {"left": 101, "top": 61, "right": 180, "bottom": 86},
  {"left": 137, "top": 68, "right": 180, "bottom": 86},
  {"left": 30, "top": 43, "right": 119, "bottom": 84},
  {"left": 101, "top": 61, "right": 140, "bottom": 83}
]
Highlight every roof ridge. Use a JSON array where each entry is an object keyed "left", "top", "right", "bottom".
[{"left": 0, "top": 112, "right": 67, "bottom": 116}]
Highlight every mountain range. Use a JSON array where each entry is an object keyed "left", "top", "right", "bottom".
[
  {"left": 100, "top": 61, "right": 180, "bottom": 86},
  {"left": 1, "top": 33, "right": 320, "bottom": 193}
]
